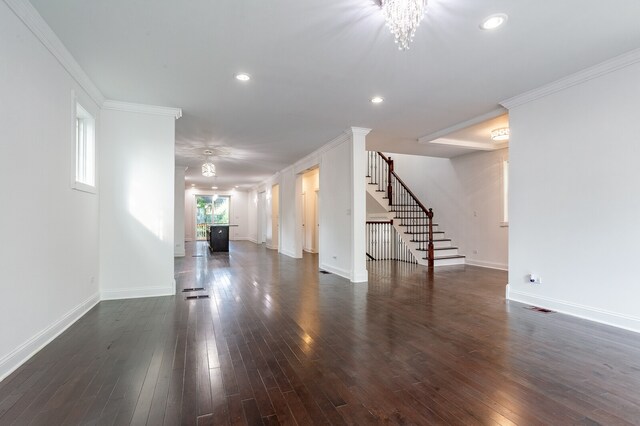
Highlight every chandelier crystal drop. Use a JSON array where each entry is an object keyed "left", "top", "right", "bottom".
[
  {"left": 381, "top": 0, "right": 427, "bottom": 51},
  {"left": 201, "top": 149, "right": 216, "bottom": 177}
]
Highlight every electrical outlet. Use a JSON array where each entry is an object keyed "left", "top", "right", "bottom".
[{"left": 529, "top": 274, "right": 542, "bottom": 284}]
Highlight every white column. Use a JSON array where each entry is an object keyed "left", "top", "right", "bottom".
[{"left": 349, "top": 127, "right": 371, "bottom": 283}]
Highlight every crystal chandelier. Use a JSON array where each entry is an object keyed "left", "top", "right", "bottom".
[
  {"left": 201, "top": 150, "right": 216, "bottom": 177},
  {"left": 381, "top": 0, "right": 427, "bottom": 51}
]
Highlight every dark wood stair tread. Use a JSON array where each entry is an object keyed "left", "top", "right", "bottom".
[
  {"left": 422, "top": 255, "right": 466, "bottom": 260},
  {"left": 410, "top": 238, "right": 451, "bottom": 243},
  {"left": 416, "top": 247, "right": 458, "bottom": 251}
]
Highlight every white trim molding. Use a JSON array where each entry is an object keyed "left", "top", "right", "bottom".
[
  {"left": 101, "top": 285, "right": 175, "bottom": 301},
  {"left": 0, "top": 292, "right": 100, "bottom": 382},
  {"left": 501, "top": 47, "right": 640, "bottom": 110},
  {"left": 3, "top": 0, "right": 105, "bottom": 106},
  {"left": 466, "top": 259, "right": 508, "bottom": 271},
  {"left": 102, "top": 101, "right": 183, "bottom": 119},
  {"left": 507, "top": 287, "right": 640, "bottom": 334},
  {"left": 319, "top": 263, "right": 351, "bottom": 281}
]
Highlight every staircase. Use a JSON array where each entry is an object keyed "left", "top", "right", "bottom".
[{"left": 366, "top": 151, "right": 465, "bottom": 267}]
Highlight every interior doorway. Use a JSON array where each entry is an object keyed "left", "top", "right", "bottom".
[
  {"left": 257, "top": 191, "right": 267, "bottom": 244},
  {"left": 271, "top": 184, "right": 280, "bottom": 250},
  {"left": 301, "top": 168, "right": 319, "bottom": 253}
]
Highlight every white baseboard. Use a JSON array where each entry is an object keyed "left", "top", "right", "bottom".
[
  {"left": 101, "top": 284, "right": 175, "bottom": 301},
  {"left": 303, "top": 248, "right": 317, "bottom": 254},
  {"left": 174, "top": 250, "right": 186, "bottom": 258},
  {"left": 0, "top": 292, "right": 100, "bottom": 382},
  {"left": 266, "top": 243, "right": 278, "bottom": 250},
  {"left": 319, "top": 263, "right": 351, "bottom": 281},
  {"left": 280, "top": 248, "right": 302, "bottom": 259},
  {"left": 507, "top": 286, "right": 640, "bottom": 334},
  {"left": 248, "top": 237, "right": 258, "bottom": 244},
  {"left": 466, "top": 259, "right": 508, "bottom": 271},
  {"left": 232, "top": 237, "right": 251, "bottom": 241}
]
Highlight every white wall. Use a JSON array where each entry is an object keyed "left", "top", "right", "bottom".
[
  {"left": 278, "top": 168, "right": 302, "bottom": 258},
  {"left": 271, "top": 185, "right": 280, "bottom": 249},
  {"left": 184, "top": 189, "right": 249, "bottom": 242},
  {"left": 99, "top": 107, "right": 176, "bottom": 300},
  {"left": 174, "top": 167, "right": 186, "bottom": 256},
  {"left": 0, "top": 2, "right": 101, "bottom": 380},
  {"left": 389, "top": 149, "right": 508, "bottom": 269},
  {"left": 506, "top": 54, "right": 640, "bottom": 332}
]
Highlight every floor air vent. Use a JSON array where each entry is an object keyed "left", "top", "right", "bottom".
[
  {"left": 526, "top": 306, "right": 555, "bottom": 313},
  {"left": 186, "top": 295, "right": 210, "bottom": 300},
  {"left": 319, "top": 270, "right": 331, "bottom": 275},
  {"left": 182, "top": 287, "right": 205, "bottom": 292},
  {"left": 192, "top": 255, "right": 204, "bottom": 257}
]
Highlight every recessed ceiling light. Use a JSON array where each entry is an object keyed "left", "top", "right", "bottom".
[
  {"left": 212, "top": 186, "right": 218, "bottom": 189},
  {"left": 371, "top": 96, "right": 384, "bottom": 104},
  {"left": 480, "top": 13, "right": 508, "bottom": 30},
  {"left": 235, "top": 186, "right": 239, "bottom": 188},
  {"left": 191, "top": 184, "right": 195, "bottom": 186},
  {"left": 235, "top": 73, "right": 251, "bottom": 81}
]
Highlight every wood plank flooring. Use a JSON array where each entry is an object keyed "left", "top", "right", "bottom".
[{"left": 1, "top": 241, "right": 640, "bottom": 425}]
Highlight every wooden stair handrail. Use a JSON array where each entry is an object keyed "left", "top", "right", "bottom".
[{"left": 375, "top": 151, "right": 435, "bottom": 269}]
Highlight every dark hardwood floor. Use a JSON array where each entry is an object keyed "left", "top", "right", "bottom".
[{"left": 1, "top": 241, "right": 640, "bottom": 425}]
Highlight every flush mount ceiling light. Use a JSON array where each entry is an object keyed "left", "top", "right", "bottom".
[
  {"left": 201, "top": 150, "right": 216, "bottom": 177},
  {"left": 211, "top": 186, "right": 218, "bottom": 189},
  {"left": 371, "top": 96, "right": 384, "bottom": 104},
  {"left": 491, "top": 127, "right": 510, "bottom": 141},
  {"left": 480, "top": 13, "right": 508, "bottom": 30},
  {"left": 381, "top": 0, "right": 427, "bottom": 51},
  {"left": 235, "top": 73, "right": 251, "bottom": 81}
]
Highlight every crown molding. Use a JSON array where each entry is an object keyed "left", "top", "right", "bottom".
[
  {"left": 418, "top": 107, "right": 506, "bottom": 144},
  {"left": 4, "top": 0, "right": 105, "bottom": 106},
  {"left": 102, "top": 100, "right": 182, "bottom": 119},
  {"left": 501, "top": 47, "right": 640, "bottom": 110}
]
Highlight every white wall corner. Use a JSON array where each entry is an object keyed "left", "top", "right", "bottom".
[
  {"left": 3, "top": 0, "right": 105, "bottom": 106},
  {"left": 500, "top": 47, "right": 640, "bottom": 110},
  {"left": 102, "top": 100, "right": 182, "bottom": 119},
  {"left": 0, "top": 292, "right": 100, "bottom": 382},
  {"left": 505, "top": 284, "right": 510, "bottom": 300}
]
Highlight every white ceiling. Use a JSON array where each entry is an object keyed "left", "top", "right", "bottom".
[{"left": 30, "top": 0, "right": 640, "bottom": 188}]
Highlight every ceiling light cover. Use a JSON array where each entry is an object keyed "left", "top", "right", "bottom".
[
  {"left": 371, "top": 96, "right": 384, "bottom": 104},
  {"left": 481, "top": 14, "right": 508, "bottom": 30},
  {"left": 202, "top": 162, "right": 216, "bottom": 177},
  {"left": 381, "top": 0, "right": 427, "bottom": 50},
  {"left": 235, "top": 73, "right": 251, "bottom": 81},
  {"left": 491, "top": 127, "right": 510, "bottom": 141}
]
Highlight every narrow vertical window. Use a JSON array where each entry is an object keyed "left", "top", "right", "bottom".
[{"left": 73, "top": 102, "right": 96, "bottom": 191}]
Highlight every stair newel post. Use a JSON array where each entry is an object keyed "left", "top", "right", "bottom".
[
  {"left": 387, "top": 157, "right": 393, "bottom": 206},
  {"left": 427, "top": 208, "right": 435, "bottom": 269}
]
